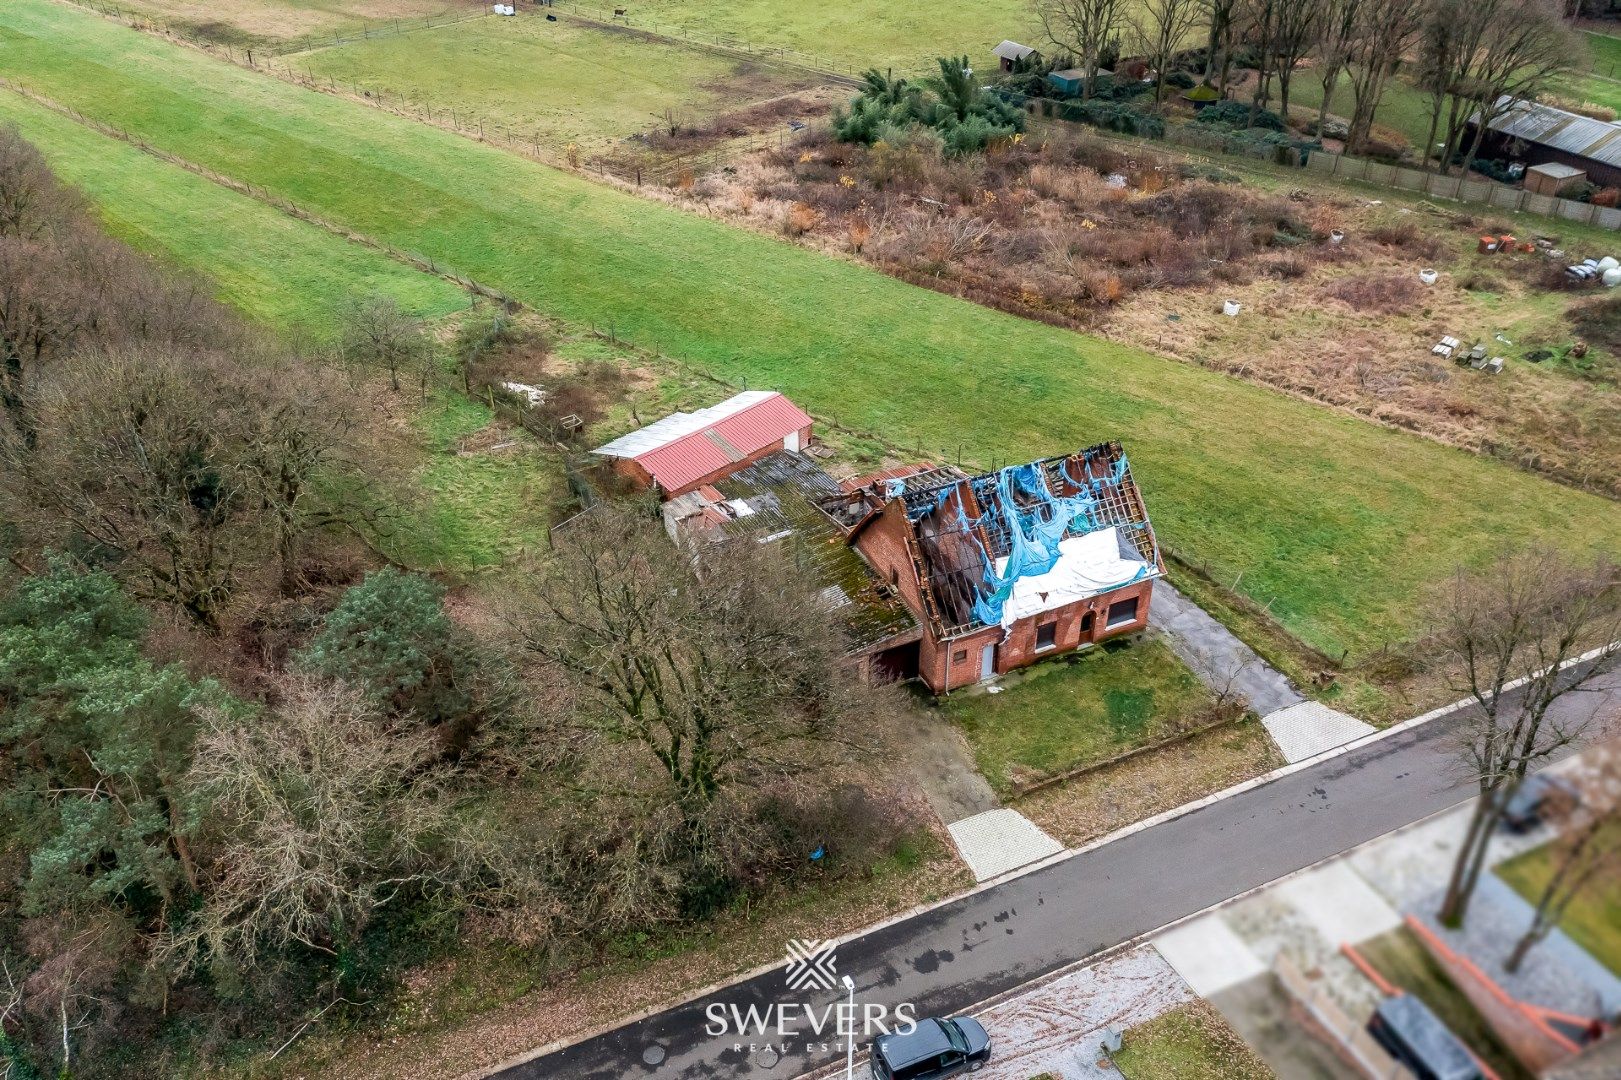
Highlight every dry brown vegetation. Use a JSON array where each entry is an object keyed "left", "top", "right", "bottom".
[{"left": 658, "top": 127, "right": 1621, "bottom": 498}]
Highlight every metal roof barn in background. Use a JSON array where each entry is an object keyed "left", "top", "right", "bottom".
[{"left": 592, "top": 390, "right": 813, "bottom": 494}]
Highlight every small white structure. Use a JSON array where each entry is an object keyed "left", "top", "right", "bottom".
[
  {"left": 492, "top": 3, "right": 515, "bottom": 14},
  {"left": 501, "top": 381, "right": 546, "bottom": 405}
]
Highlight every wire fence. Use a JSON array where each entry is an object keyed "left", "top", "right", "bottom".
[{"left": 543, "top": 0, "right": 906, "bottom": 83}]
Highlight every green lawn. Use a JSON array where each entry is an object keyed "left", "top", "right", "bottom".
[
  {"left": 617, "top": 0, "right": 1042, "bottom": 75},
  {"left": 944, "top": 638, "right": 1215, "bottom": 797},
  {"left": 1280, "top": 70, "right": 1435, "bottom": 149},
  {"left": 0, "top": 90, "right": 465, "bottom": 332},
  {"left": 1584, "top": 30, "right": 1621, "bottom": 79},
  {"left": 101, "top": 0, "right": 475, "bottom": 49},
  {"left": 1113, "top": 999, "right": 1274, "bottom": 1080},
  {"left": 301, "top": 13, "right": 820, "bottom": 152},
  {"left": 9, "top": 0, "right": 1621, "bottom": 661},
  {"left": 1360, "top": 928, "right": 1531, "bottom": 1080},
  {"left": 1496, "top": 821, "right": 1621, "bottom": 978}
]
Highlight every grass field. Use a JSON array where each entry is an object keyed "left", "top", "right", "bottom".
[
  {"left": 0, "top": 90, "right": 568, "bottom": 572},
  {"left": 103, "top": 0, "right": 479, "bottom": 48},
  {"left": 1496, "top": 821, "right": 1621, "bottom": 977},
  {"left": 1113, "top": 999, "right": 1274, "bottom": 1080},
  {"left": 300, "top": 13, "right": 823, "bottom": 153},
  {"left": 9, "top": 0, "right": 1621, "bottom": 661},
  {"left": 609, "top": 0, "right": 1039, "bottom": 75},
  {"left": 0, "top": 88, "right": 465, "bottom": 331},
  {"left": 944, "top": 639, "right": 1214, "bottom": 797}
]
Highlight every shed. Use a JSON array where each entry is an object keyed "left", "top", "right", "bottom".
[
  {"left": 1182, "top": 83, "right": 1221, "bottom": 110},
  {"left": 992, "top": 39, "right": 1038, "bottom": 72},
  {"left": 1471, "top": 96, "right": 1621, "bottom": 189},
  {"left": 591, "top": 390, "right": 814, "bottom": 498},
  {"left": 1524, "top": 161, "right": 1588, "bottom": 197},
  {"left": 1048, "top": 67, "right": 1108, "bottom": 97}
]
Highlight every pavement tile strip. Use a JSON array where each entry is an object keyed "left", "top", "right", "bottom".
[
  {"left": 967, "top": 946, "right": 1194, "bottom": 1080},
  {"left": 946, "top": 808, "right": 1064, "bottom": 882},
  {"left": 1260, "top": 700, "right": 1378, "bottom": 763}
]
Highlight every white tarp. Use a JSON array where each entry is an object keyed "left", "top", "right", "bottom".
[{"left": 992, "top": 527, "right": 1146, "bottom": 627}]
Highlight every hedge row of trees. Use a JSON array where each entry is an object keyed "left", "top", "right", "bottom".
[
  {"left": 1030, "top": 0, "right": 1580, "bottom": 163},
  {"left": 0, "top": 126, "right": 917, "bottom": 1076}
]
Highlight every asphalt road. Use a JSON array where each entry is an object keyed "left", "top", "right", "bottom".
[{"left": 505, "top": 669, "right": 1621, "bottom": 1080}]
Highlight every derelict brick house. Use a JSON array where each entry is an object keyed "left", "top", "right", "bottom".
[
  {"left": 820, "top": 443, "right": 1162, "bottom": 693},
  {"left": 590, "top": 390, "right": 813, "bottom": 498}
]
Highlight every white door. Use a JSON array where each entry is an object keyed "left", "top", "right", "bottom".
[
  {"left": 980, "top": 644, "right": 995, "bottom": 680},
  {"left": 783, "top": 429, "right": 803, "bottom": 452}
]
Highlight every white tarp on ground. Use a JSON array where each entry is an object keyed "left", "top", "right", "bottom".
[{"left": 992, "top": 527, "right": 1146, "bottom": 627}]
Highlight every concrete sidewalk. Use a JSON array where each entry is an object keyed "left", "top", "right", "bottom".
[{"left": 1152, "top": 583, "right": 1375, "bottom": 763}]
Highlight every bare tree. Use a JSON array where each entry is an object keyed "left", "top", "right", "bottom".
[
  {"left": 1269, "top": 0, "right": 1326, "bottom": 121},
  {"left": 0, "top": 124, "right": 83, "bottom": 241},
  {"left": 1431, "top": 550, "right": 1621, "bottom": 926},
  {"left": 170, "top": 678, "right": 490, "bottom": 974},
  {"left": 506, "top": 505, "right": 882, "bottom": 866},
  {"left": 1037, "top": 0, "right": 1129, "bottom": 99},
  {"left": 1313, "top": 0, "right": 1365, "bottom": 139},
  {"left": 1239, "top": 0, "right": 1283, "bottom": 122},
  {"left": 1345, "top": 0, "right": 1425, "bottom": 154},
  {"left": 1504, "top": 746, "right": 1621, "bottom": 972},
  {"left": 1452, "top": 0, "right": 1578, "bottom": 174},
  {"left": 1204, "top": 0, "right": 1242, "bottom": 96},
  {"left": 340, "top": 293, "right": 429, "bottom": 393},
  {"left": 6, "top": 350, "right": 284, "bottom": 629},
  {"left": 1131, "top": 0, "right": 1208, "bottom": 106}
]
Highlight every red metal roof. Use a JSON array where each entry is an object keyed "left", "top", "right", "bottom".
[{"left": 634, "top": 393, "right": 812, "bottom": 493}]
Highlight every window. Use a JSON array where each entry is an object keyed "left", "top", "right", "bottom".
[
  {"left": 1106, "top": 596, "right": 1140, "bottom": 628},
  {"left": 953, "top": 649, "right": 968, "bottom": 664},
  {"left": 1035, "top": 621, "right": 1058, "bottom": 651}
]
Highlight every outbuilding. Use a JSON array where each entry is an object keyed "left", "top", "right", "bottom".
[
  {"left": 590, "top": 389, "right": 813, "bottom": 498},
  {"left": 992, "top": 39, "right": 1038, "bottom": 72},
  {"left": 1523, "top": 161, "right": 1588, "bottom": 197}
]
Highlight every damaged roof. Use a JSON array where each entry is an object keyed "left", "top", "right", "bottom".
[
  {"left": 674, "top": 450, "right": 917, "bottom": 654},
  {"left": 842, "top": 442, "right": 1160, "bottom": 638}
]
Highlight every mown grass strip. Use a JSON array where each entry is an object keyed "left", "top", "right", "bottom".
[
  {"left": 8, "top": 0, "right": 1621, "bottom": 659},
  {"left": 0, "top": 84, "right": 465, "bottom": 331}
]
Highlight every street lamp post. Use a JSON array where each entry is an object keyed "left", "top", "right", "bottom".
[{"left": 841, "top": 975, "right": 856, "bottom": 1080}]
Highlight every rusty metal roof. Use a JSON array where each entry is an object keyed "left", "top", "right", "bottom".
[
  {"left": 592, "top": 390, "right": 813, "bottom": 493},
  {"left": 1479, "top": 96, "right": 1621, "bottom": 168}
]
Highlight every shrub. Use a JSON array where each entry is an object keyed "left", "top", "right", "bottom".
[
  {"left": 1195, "top": 99, "right": 1286, "bottom": 131},
  {"left": 1059, "top": 99, "right": 1166, "bottom": 138},
  {"left": 1323, "top": 273, "right": 1419, "bottom": 314}
]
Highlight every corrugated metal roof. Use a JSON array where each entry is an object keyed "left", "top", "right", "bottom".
[
  {"left": 993, "top": 40, "right": 1035, "bottom": 61},
  {"left": 592, "top": 389, "right": 779, "bottom": 458},
  {"left": 1479, "top": 96, "right": 1621, "bottom": 168},
  {"left": 593, "top": 391, "right": 813, "bottom": 493}
]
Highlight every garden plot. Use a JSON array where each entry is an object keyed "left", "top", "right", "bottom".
[{"left": 299, "top": 11, "right": 837, "bottom": 157}]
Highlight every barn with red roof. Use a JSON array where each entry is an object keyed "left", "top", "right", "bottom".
[{"left": 590, "top": 390, "right": 813, "bottom": 498}]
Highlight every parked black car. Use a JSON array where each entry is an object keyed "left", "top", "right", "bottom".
[{"left": 870, "top": 1016, "right": 991, "bottom": 1080}]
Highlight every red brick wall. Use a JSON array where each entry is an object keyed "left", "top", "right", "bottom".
[
  {"left": 851, "top": 504, "right": 1159, "bottom": 693},
  {"left": 921, "top": 578, "right": 1155, "bottom": 693}
]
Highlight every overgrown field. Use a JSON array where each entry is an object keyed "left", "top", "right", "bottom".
[
  {"left": 8, "top": 0, "right": 1621, "bottom": 660},
  {"left": 299, "top": 12, "right": 832, "bottom": 155}
]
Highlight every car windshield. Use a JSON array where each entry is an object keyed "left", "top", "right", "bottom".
[{"left": 941, "top": 1019, "right": 969, "bottom": 1053}]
